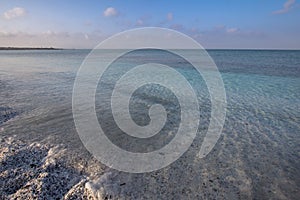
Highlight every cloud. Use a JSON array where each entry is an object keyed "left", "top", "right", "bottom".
[
  {"left": 169, "top": 24, "right": 185, "bottom": 31},
  {"left": 103, "top": 7, "right": 118, "bottom": 17},
  {"left": 226, "top": 28, "right": 239, "bottom": 33},
  {"left": 273, "top": 0, "right": 296, "bottom": 14},
  {"left": 167, "top": 12, "right": 173, "bottom": 21},
  {"left": 42, "top": 30, "right": 70, "bottom": 38},
  {"left": 136, "top": 19, "right": 144, "bottom": 26},
  {"left": 3, "top": 7, "right": 26, "bottom": 20},
  {"left": 131, "top": 15, "right": 151, "bottom": 27},
  {"left": 0, "top": 30, "right": 108, "bottom": 48},
  {"left": 209, "top": 25, "right": 265, "bottom": 37}
]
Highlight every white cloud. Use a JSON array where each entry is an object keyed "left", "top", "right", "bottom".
[
  {"left": 167, "top": 12, "right": 173, "bottom": 21},
  {"left": 103, "top": 7, "right": 118, "bottom": 17},
  {"left": 3, "top": 7, "right": 26, "bottom": 20},
  {"left": 226, "top": 28, "right": 239, "bottom": 33},
  {"left": 136, "top": 19, "right": 144, "bottom": 26},
  {"left": 0, "top": 31, "right": 15, "bottom": 37},
  {"left": 43, "top": 30, "right": 55, "bottom": 35},
  {"left": 0, "top": 30, "right": 108, "bottom": 48},
  {"left": 273, "top": 0, "right": 296, "bottom": 14}
]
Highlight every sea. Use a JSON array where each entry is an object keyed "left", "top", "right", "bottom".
[{"left": 0, "top": 49, "right": 299, "bottom": 199}]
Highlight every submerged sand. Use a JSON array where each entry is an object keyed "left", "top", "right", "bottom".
[{"left": 0, "top": 104, "right": 299, "bottom": 199}]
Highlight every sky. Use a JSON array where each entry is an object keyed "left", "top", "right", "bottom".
[{"left": 0, "top": 0, "right": 299, "bottom": 49}]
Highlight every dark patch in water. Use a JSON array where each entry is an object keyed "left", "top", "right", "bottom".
[{"left": 0, "top": 107, "right": 18, "bottom": 125}]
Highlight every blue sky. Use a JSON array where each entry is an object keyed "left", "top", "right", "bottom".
[{"left": 0, "top": 0, "right": 299, "bottom": 49}]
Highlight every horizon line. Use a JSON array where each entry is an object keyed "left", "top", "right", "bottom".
[{"left": 1, "top": 46, "right": 300, "bottom": 51}]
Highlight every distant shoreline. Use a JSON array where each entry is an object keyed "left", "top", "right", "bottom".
[
  {"left": 0, "top": 47, "right": 63, "bottom": 50},
  {"left": 0, "top": 47, "right": 299, "bottom": 51}
]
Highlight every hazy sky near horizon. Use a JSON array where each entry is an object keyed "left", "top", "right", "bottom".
[{"left": 0, "top": 0, "right": 299, "bottom": 49}]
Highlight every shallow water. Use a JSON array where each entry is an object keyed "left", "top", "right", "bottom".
[{"left": 0, "top": 49, "right": 299, "bottom": 199}]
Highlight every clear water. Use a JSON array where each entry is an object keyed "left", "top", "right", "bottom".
[{"left": 0, "top": 49, "right": 299, "bottom": 199}]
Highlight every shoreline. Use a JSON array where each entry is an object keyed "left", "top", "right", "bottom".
[
  {"left": 0, "top": 47, "right": 63, "bottom": 50},
  {"left": 1, "top": 47, "right": 299, "bottom": 51}
]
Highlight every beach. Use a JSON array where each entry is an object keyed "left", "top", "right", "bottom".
[{"left": 0, "top": 49, "right": 299, "bottom": 199}]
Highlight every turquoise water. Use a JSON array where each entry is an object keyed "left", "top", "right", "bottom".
[{"left": 0, "top": 49, "right": 299, "bottom": 199}]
